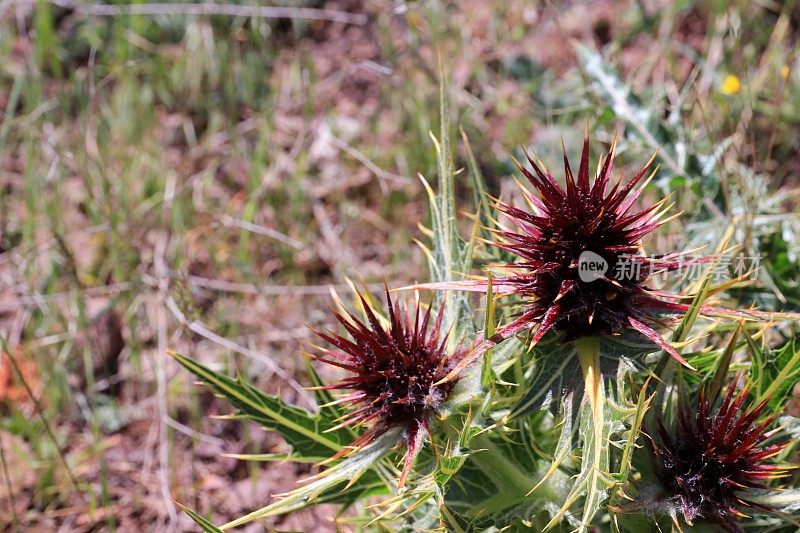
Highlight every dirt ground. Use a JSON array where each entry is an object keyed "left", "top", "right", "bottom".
[{"left": 2, "top": 0, "right": 799, "bottom": 531}]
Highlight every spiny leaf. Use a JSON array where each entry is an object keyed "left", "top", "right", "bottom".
[
  {"left": 175, "top": 502, "right": 224, "bottom": 533},
  {"left": 302, "top": 355, "right": 340, "bottom": 417},
  {"left": 544, "top": 339, "right": 612, "bottom": 532},
  {"left": 170, "top": 351, "right": 350, "bottom": 459},
  {"left": 651, "top": 256, "right": 717, "bottom": 412},
  {"left": 460, "top": 126, "right": 496, "bottom": 242},
  {"left": 748, "top": 336, "right": 800, "bottom": 410},
  {"left": 511, "top": 332, "right": 659, "bottom": 421},
  {"left": 746, "top": 488, "right": 800, "bottom": 514},
  {"left": 220, "top": 429, "right": 400, "bottom": 529},
  {"left": 421, "top": 60, "right": 476, "bottom": 345},
  {"left": 614, "top": 380, "right": 651, "bottom": 490},
  {"left": 506, "top": 334, "right": 657, "bottom": 531},
  {"left": 523, "top": 392, "right": 576, "bottom": 501},
  {"left": 707, "top": 325, "right": 740, "bottom": 404},
  {"left": 481, "top": 275, "right": 496, "bottom": 389},
  {"left": 609, "top": 380, "right": 652, "bottom": 531},
  {"left": 510, "top": 338, "right": 582, "bottom": 420}
]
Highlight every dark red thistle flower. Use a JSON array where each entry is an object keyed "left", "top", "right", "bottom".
[
  {"left": 649, "top": 378, "right": 790, "bottom": 532},
  {"left": 422, "top": 134, "right": 712, "bottom": 374},
  {"left": 311, "top": 291, "right": 465, "bottom": 486},
  {"left": 489, "top": 135, "right": 694, "bottom": 355}
]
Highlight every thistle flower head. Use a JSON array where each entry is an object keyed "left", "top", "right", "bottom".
[
  {"left": 650, "top": 378, "right": 790, "bottom": 531},
  {"left": 489, "top": 134, "right": 693, "bottom": 361},
  {"left": 311, "top": 291, "right": 465, "bottom": 485}
]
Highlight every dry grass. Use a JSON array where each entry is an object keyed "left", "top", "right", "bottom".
[{"left": 0, "top": 0, "right": 798, "bottom": 530}]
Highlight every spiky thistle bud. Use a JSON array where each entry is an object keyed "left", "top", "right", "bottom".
[
  {"left": 418, "top": 134, "right": 716, "bottom": 374},
  {"left": 648, "top": 378, "right": 790, "bottom": 531},
  {"left": 310, "top": 291, "right": 465, "bottom": 485},
  {"left": 489, "top": 135, "right": 697, "bottom": 355}
]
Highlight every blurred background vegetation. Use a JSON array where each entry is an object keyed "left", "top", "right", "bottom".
[{"left": 0, "top": 0, "right": 799, "bottom": 530}]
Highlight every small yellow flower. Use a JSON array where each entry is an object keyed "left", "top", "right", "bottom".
[
  {"left": 721, "top": 74, "right": 741, "bottom": 95},
  {"left": 407, "top": 10, "right": 422, "bottom": 29},
  {"left": 781, "top": 66, "right": 791, "bottom": 79}
]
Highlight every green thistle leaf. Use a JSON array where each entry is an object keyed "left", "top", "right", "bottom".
[
  {"left": 169, "top": 350, "right": 353, "bottom": 459},
  {"left": 176, "top": 502, "right": 224, "bottom": 533}
]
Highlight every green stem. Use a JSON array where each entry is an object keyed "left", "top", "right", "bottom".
[
  {"left": 469, "top": 433, "right": 533, "bottom": 495},
  {"left": 576, "top": 337, "right": 603, "bottom": 426},
  {"left": 465, "top": 432, "right": 558, "bottom": 517}
]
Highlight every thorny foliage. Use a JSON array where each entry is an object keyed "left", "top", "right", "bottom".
[{"left": 174, "top": 61, "right": 800, "bottom": 533}]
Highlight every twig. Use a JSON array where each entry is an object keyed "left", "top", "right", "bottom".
[
  {"left": 27, "top": 0, "right": 367, "bottom": 25},
  {"left": 165, "top": 417, "right": 226, "bottom": 447},
  {"left": 328, "top": 134, "right": 413, "bottom": 189},
  {"left": 696, "top": 12, "right": 729, "bottom": 96},
  {"left": 139, "top": 412, "right": 160, "bottom": 513},
  {"left": 764, "top": 60, "right": 795, "bottom": 172},
  {"left": 220, "top": 215, "right": 305, "bottom": 250},
  {"left": 0, "top": 223, "right": 110, "bottom": 268},
  {"left": 187, "top": 275, "right": 387, "bottom": 296},
  {"left": 312, "top": 201, "right": 354, "bottom": 273},
  {"left": 0, "top": 281, "right": 136, "bottom": 312},
  {"left": 154, "top": 183, "right": 178, "bottom": 526}
]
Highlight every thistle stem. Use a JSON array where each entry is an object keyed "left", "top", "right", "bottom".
[
  {"left": 576, "top": 337, "right": 603, "bottom": 422},
  {"left": 465, "top": 432, "right": 558, "bottom": 517},
  {"left": 469, "top": 433, "right": 534, "bottom": 495}
]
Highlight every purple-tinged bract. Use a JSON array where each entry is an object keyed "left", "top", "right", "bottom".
[
  {"left": 311, "top": 291, "right": 465, "bottom": 485},
  {"left": 651, "top": 380, "right": 789, "bottom": 531},
  {"left": 487, "top": 135, "right": 694, "bottom": 362}
]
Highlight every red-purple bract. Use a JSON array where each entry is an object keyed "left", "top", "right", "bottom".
[
  {"left": 484, "top": 135, "right": 697, "bottom": 363},
  {"left": 311, "top": 291, "right": 465, "bottom": 485},
  {"left": 651, "top": 379, "right": 789, "bottom": 531}
]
